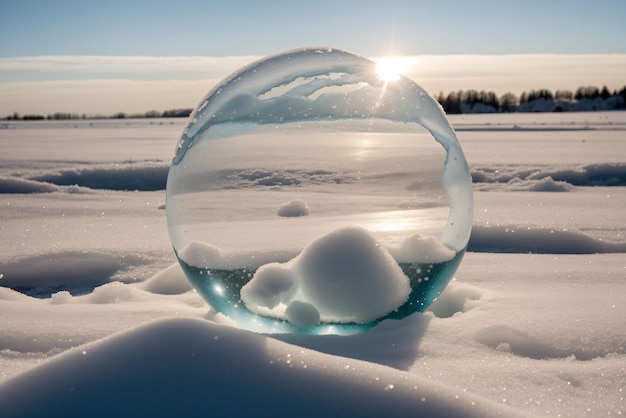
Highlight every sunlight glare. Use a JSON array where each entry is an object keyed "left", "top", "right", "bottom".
[{"left": 376, "top": 57, "right": 406, "bottom": 82}]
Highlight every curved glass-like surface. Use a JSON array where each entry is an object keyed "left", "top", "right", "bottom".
[{"left": 166, "top": 47, "right": 473, "bottom": 335}]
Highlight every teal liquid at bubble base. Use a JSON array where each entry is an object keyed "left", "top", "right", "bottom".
[
  {"left": 176, "top": 252, "right": 466, "bottom": 335},
  {"left": 166, "top": 47, "right": 473, "bottom": 335}
]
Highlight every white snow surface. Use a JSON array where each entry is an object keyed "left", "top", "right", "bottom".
[{"left": 1, "top": 113, "right": 625, "bottom": 417}]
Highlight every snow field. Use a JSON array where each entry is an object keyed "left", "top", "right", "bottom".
[{"left": 0, "top": 112, "right": 625, "bottom": 416}]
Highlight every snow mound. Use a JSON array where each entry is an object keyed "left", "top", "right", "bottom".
[
  {"left": 522, "top": 177, "right": 573, "bottom": 192},
  {"left": 178, "top": 240, "right": 222, "bottom": 268},
  {"left": 472, "top": 162, "right": 626, "bottom": 189},
  {"left": 226, "top": 168, "right": 353, "bottom": 188},
  {"left": 277, "top": 199, "right": 309, "bottom": 217},
  {"left": 0, "top": 176, "right": 58, "bottom": 194},
  {"left": 241, "top": 227, "right": 412, "bottom": 325},
  {"left": 296, "top": 227, "right": 411, "bottom": 323},
  {"left": 240, "top": 263, "right": 298, "bottom": 310},
  {"left": 0, "top": 286, "right": 32, "bottom": 302},
  {"left": 141, "top": 263, "right": 193, "bottom": 295},
  {"left": 484, "top": 176, "right": 574, "bottom": 192},
  {"left": 285, "top": 300, "right": 320, "bottom": 329},
  {"left": 389, "top": 234, "right": 456, "bottom": 263},
  {"left": 89, "top": 282, "right": 144, "bottom": 304},
  {"left": 468, "top": 225, "right": 626, "bottom": 254},
  {"left": 0, "top": 318, "right": 521, "bottom": 418},
  {"left": 426, "top": 282, "right": 484, "bottom": 318},
  {"left": 49, "top": 290, "right": 73, "bottom": 305}
]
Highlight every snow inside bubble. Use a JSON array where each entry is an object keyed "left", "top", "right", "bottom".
[
  {"left": 241, "top": 226, "right": 411, "bottom": 325},
  {"left": 240, "top": 263, "right": 298, "bottom": 310},
  {"left": 285, "top": 300, "right": 321, "bottom": 329},
  {"left": 166, "top": 47, "right": 473, "bottom": 334},
  {"left": 178, "top": 240, "right": 222, "bottom": 269}
]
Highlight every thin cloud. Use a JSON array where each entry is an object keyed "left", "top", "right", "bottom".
[
  {"left": 1, "top": 54, "right": 624, "bottom": 115},
  {"left": 0, "top": 55, "right": 261, "bottom": 80}
]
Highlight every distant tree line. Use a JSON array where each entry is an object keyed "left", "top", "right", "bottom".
[
  {"left": 436, "top": 85, "right": 626, "bottom": 114},
  {"left": 4, "top": 84, "right": 626, "bottom": 120},
  {"left": 2, "top": 108, "right": 193, "bottom": 121}
]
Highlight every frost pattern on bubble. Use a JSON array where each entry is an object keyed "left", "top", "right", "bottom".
[{"left": 166, "top": 47, "right": 473, "bottom": 335}]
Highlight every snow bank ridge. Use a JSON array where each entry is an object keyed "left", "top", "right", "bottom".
[
  {"left": 472, "top": 162, "right": 626, "bottom": 190},
  {"left": 468, "top": 225, "right": 626, "bottom": 254},
  {"left": 0, "top": 251, "right": 149, "bottom": 297},
  {"left": 4, "top": 161, "right": 624, "bottom": 195},
  {"left": 29, "top": 163, "right": 169, "bottom": 191}
]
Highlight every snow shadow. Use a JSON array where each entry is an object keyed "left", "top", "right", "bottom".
[
  {"left": 0, "top": 251, "right": 149, "bottom": 297},
  {"left": 29, "top": 163, "right": 169, "bottom": 191},
  {"left": 474, "top": 325, "right": 625, "bottom": 361},
  {"left": 468, "top": 225, "right": 626, "bottom": 254},
  {"left": 472, "top": 162, "right": 626, "bottom": 189},
  {"left": 273, "top": 313, "right": 430, "bottom": 370},
  {"left": 0, "top": 176, "right": 59, "bottom": 194}
]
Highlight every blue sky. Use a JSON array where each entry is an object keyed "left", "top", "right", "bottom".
[
  {"left": 2, "top": 0, "right": 625, "bottom": 57},
  {"left": 1, "top": 0, "right": 625, "bottom": 115}
]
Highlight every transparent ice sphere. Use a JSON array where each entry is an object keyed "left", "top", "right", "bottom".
[{"left": 166, "top": 47, "right": 473, "bottom": 335}]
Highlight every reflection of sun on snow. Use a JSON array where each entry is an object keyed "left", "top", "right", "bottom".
[
  {"left": 376, "top": 57, "right": 407, "bottom": 82},
  {"left": 373, "top": 218, "right": 411, "bottom": 232}
]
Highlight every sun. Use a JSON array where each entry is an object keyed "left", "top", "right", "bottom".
[{"left": 376, "top": 57, "right": 406, "bottom": 82}]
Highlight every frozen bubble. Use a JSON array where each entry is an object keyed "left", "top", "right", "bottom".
[{"left": 166, "top": 47, "right": 473, "bottom": 335}]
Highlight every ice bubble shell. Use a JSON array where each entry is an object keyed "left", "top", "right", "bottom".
[{"left": 166, "top": 47, "right": 473, "bottom": 335}]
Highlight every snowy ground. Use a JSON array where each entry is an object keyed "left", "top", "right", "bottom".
[{"left": 1, "top": 112, "right": 625, "bottom": 417}]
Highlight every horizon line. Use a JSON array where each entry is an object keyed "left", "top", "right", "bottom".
[
  {"left": 4, "top": 84, "right": 624, "bottom": 120},
  {"left": 2, "top": 54, "right": 624, "bottom": 116}
]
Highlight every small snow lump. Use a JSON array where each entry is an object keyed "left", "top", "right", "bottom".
[{"left": 277, "top": 199, "right": 310, "bottom": 217}]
